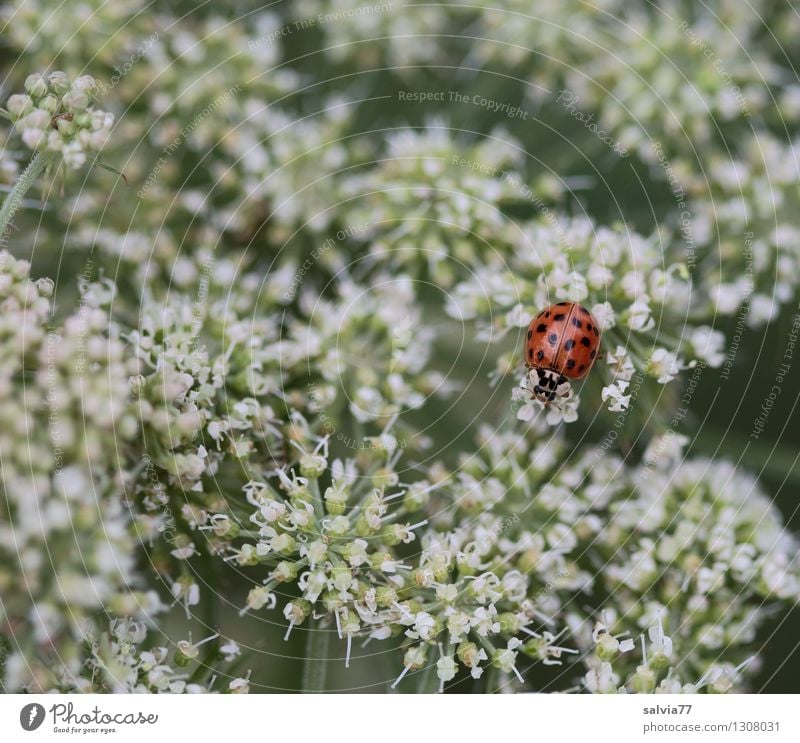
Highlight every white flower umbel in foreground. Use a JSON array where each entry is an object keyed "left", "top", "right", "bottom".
[{"left": 427, "top": 424, "right": 800, "bottom": 692}]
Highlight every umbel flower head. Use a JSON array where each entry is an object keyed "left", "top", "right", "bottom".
[{"left": 5, "top": 71, "right": 113, "bottom": 168}]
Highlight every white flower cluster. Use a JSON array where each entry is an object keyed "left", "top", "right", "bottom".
[
  {"left": 79, "top": 619, "right": 248, "bottom": 693},
  {"left": 292, "top": 0, "right": 455, "bottom": 68},
  {"left": 6, "top": 72, "right": 114, "bottom": 168},
  {"left": 338, "top": 126, "right": 536, "bottom": 286},
  {"left": 199, "top": 426, "right": 581, "bottom": 690},
  {"left": 0, "top": 252, "right": 149, "bottom": 691},
  {"left": 1, "top": 0, "right": 799, "bottom": 695},
  {"left": 437, "top": 425, "right": 800, "bottom": 691},
  {"left": 445, "top": 216, "right": 715, "bottom": 418},
  {"left": 691, "top": 134, "right": 800, "bottom": 326}
]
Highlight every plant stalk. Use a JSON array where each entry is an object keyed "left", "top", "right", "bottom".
[
  {"left": 0, "top": 153, "right": 48, "bottom": 237},
  {"left": 301, "top": 618, "right": 329, "bottom": 693}
]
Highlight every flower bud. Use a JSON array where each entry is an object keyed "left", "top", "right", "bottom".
[
  {"left": 6, "top": 94, "right": 32, "bottom": 119},
  {"left": 47, "top": 71, "right": 71, "bottom": 95},
  {"left": 62, "top": 89, "right": 89, "bottom": 111},
  {"left": 324, "top": 484, "right": 348, "bottom": 515},
  {"left": 595, "top": 633, "right": 620, "bottom": 661},
  {"left": 457, "top": 641, "right": 482, "bottom": 668},
  {"left": 331, "top": 564, "right": 354, "bottom": 592},
  {"left": 174, "top": 640, "right": 199, "bottom": 666},
  {"left": 631, "top": 664, "right": 656, "bottom": 693},
  {"left": 25, "top": 73, "right": 48, "bottom": 98},
  {"left": 39, "top": 94, "right": 59, "bottom": 113},
  {"left": 376, "top": 585, "right": 398, "bottom": 608},
  {"left": 403, "top": 644, "right": 427, "bottom": 670},
  {"left": 271, "top": 532, "right": 297, "bottom": 554},
  {"left": 403, "top": 481, "right": 430, "bottom": 511},
  {"left": 437, "top": 655, "right": 457, "bottom": 682},
  {"left": 283, "top": 599, "right": 310, "bottom": 625},
  {"left": 322, "top": 590, "right": 344, "bottom": 612},
  {"left": 299, "top": 453, "right": 326, "bottom": 478},
  {"left": 326, "top": 514, "right": 350, "bottom": 536},
  {"left": 497, "top": 612, "right": 521, "bottom": 635},
  {"left": 271, "top": 560, "right": 298, "bottom": 583}
]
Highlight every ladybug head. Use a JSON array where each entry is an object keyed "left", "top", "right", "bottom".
[{"left": 528, "top": 368, "right": 571, "bottom": 404}]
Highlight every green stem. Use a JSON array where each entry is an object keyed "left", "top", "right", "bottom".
[
  {"left": 308, "top": 477, "right": 324, "bottom": 521},
  {"left": 415, "top": 662, "right": 440, "bottom": 693},
  {"left": 301, "top": 617, "right": 330, "bottom": 693},
  {"left": 0, "top": 153, "right": 49, "bottom": 237}
]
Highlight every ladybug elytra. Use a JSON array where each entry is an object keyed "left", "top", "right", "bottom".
[{"left": 524, "top": 301, "right": 601, "bottom": 403}]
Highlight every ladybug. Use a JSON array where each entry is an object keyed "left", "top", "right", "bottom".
[{"left": 524, "top": 301, "right": 601, "bottom": 403}]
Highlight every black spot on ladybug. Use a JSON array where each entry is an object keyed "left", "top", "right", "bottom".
[
  {"left": 587, "top": 323, "right": 593, "bottom": 332},
  {"left": 554, "top": 313, "right": 566, "bottom": 321},
  {"left": 590, "top": 349, "right": 596, "bottom": 359},
  {"left": 593, "top": 326, "right": 600, "bottom": 337},
  {"left": 581, "top": 337, "right": 591, "bottom": 347},
  {"left": 548, "top": 333, "right": 557, "bottom": 345},
  {"left": 537, "top": 324, "right": 547, "bottom": 333},
  {"left": 572, "top": 317, "right": 582, "bottom": 328},
  {"left": 557, "top": 301, "right": 569, "bottom": 306},
  {"left": 564, "top": 339, "right": 575, "bottom": 350},
  {"left": 566, "top": 359, "right": 576, "bottom": 370},
  {"left": 528, "top": 348, "right": 533, "bottom": 360},
  {"left": 545, "top": 311, "right": 550, "bottom": 317},
  {"left": 527, "top": 329, "right": 532, "bottom": 340},
  {"left": 579, "top": 364, "right": 586, "bottom": 373},
  {"left": 536, "top": 350, "right": 544, "bottom": 361}
]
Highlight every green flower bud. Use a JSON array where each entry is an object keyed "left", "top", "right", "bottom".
[
  {"left": 403, "top": 481, "right": 430, "bottom": 511},
  {"left": 372, "top": 467, "right": 398, "bottom": 489},
  {"left": 25, "top": 73, "right": 48, "bottom": 98},
  {"left": 39, "top": 94, "right": 59, "bottom": 113},
  {"left": 497, "top": 612, "right": 521, "bottom": 635},
  {"left": 62, "top": 89, "right": 89, "bottom": 111},
  {"left": 6, "top": 94, "right": 32, "bottom": 119},
  {"left": 369, "top": 551, "right": 393, "bottom": 571},
  {"left": 403, "top": 644, "right": 427, "bottom": 670},
  {"left": 331, "top": 564, "right": 353, "bottom": 592},
  {"left": 595, "top": 633, "right": 620, "bottom": 661},
  {"left": 457, "top": 641, "right": 481, "bottom": 668},
  {"left": 326, "top": 514, "right": 350, "bottom": 537},
  {"left": 324, "top": 484, "right": 348, "bottom": 515},
  {"left": 271, "top": 560, "right": 299, "bottom": 583},
  {"left": 300, "top": 453, "right": 326, "bottom": 478},
  {"left": 650, "top": 651, "right": 671, "bottom": 672},
  {"left": 47, "top": 71, "right": 71, "bottom": 95},
  {"left": 322, "top": 590, "right": 344, "bottom": 613},
  {"left": 631, "top": 664, "right": 656, "bottom": 693},
  {"left": 272, "top": 533, "right": 297, "bottom": 554},
  {"left": 354, "top": 516, "right": 379, "bottom": 536},
  {"left": 56, "top": 116, "right": 77, "bottom": 137},
  {"left": 381, "top": 524, "right": 401, "bottom": 546},
  {"left": 174, "top": 640, "right": 198, "bottom": 666},
  {"left": 284, "top": 599, "right": 311, "bottom": 625},
  {"left": 376, "top": 585, "right": 398, "bottom": 608}
]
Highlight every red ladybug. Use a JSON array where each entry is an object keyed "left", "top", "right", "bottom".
[{"left": 524, "top": 301, "right": 601, "bottom": 402}]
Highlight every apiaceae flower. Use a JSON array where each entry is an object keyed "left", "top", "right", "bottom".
[{"left": 6, "top": 72, "right": 114, "bottom": 167}]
